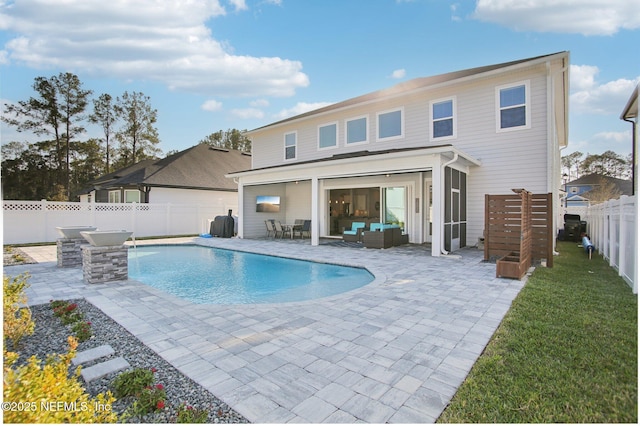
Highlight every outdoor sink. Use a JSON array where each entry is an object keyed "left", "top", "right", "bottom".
[
  {"left": 80, "top": 230, "right": 132, "bottom": 247},
  {"left": 56, "top": 226, "right": 97, "bottom": 239}
]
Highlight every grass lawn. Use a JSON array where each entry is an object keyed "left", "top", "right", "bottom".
[{"left": 438, "top": 241, "right": 637, "bottom": 423}]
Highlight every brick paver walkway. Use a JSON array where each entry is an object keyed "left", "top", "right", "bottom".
[{"left": 6, "top": 237, "right": 527, "bottom": 423}]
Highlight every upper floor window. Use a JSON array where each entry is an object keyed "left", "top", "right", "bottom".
[
  {"left": 496, "top": 81, "right": 530, "bottom": 131},
  {"left": 377, "top": 108, "right": 403, "bottom": 141},
  {"left": 570, "top": 186, "right": 578, "bottom": 194},
  {"left": 318, "top": 122, "right": 338, "bottom": 150},
  {"left": 430, "top": 98, "right": 455, "bottom": 140},
  {"left": 284, "top": 132, "right": 297, "bottom": 160},
  {"left": 346, "top": 116, "right": 368, "bottom": 145}
]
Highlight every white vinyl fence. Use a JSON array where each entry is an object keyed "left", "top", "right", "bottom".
[
  {"left": 2, "top": 200, "right": 237, "bottom": 245},
  {"left": 583, "top": 195, "right": 637, "bottom": 294}
]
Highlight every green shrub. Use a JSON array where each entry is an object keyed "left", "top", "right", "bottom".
[
  {"left": 3, "top": 274, "right": 35, "bottom": 348},
  {"left": 176, "top": 402, "right": 209, "bottom": 423},
  {"left": 3, "top": 336, "right": 117, "bottom": 423},
  {"left": 129, "top": 384, "right": 166, "bottom": 415},
  {"left": 112, "top": 368, "right": 155, "bottom": 398}
]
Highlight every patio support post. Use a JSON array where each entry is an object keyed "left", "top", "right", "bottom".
[
  {"left": 431, "top": 157, "right": 443, "bottom": 257},
  {"left": 237, "top": 182, "right": 244, "bottom": 239},
  {"left": 311, "top": 176, "right": 319, "bottom": 246}
]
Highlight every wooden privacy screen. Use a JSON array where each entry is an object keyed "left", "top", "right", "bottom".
[{"left": 484, "top": 191, "right": 554, "bottom": 270}]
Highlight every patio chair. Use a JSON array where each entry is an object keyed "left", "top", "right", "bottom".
[
  {"left": 342, "top": 221, "right": 366, "bottom": 243},
  {"left": 265, "top": 220, "right": 276, "bottom": 238},
  {"left": 274, "top": 221, "right": 291, "bottom": 239},
  {"left": 293, "top": 220, "right": 311, "bottom": 239}
]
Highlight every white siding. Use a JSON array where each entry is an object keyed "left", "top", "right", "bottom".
[{"left": 247, "top": 56, "right": 566, "bottom": 247}]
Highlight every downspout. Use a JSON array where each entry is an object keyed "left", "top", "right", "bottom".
[
  {"left": 440, "top": 152, "right": 458, "bottom": 255},
  {"left": 622, "top": 117, "right": 636, "bottom": 196}
]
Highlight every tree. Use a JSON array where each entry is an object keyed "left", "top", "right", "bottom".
[
  {"left": 561, "top": 151, "right": 583, "bottom": 181},
  {"left": 579, "top": 151, "right": 629, "bottom": 179},
  {"left": 199, "top": 129, "right": 251, "bottom": 152},
  {"left": 2, "top": 73, "right": 92, "bottom": 199},
  {"left": 586, "top": 176, "right": 623, "bottom": 205},
  {"left": 89, "top": 93, "right": 117, "bottom": 173},
  {"left": 55, "top": 73, "right": 92, "bottom": 198},
  {"left": 114, "top": 91, "right": 161, "bottom": 166}
]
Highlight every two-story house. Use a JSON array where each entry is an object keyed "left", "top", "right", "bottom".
[{"left": 227, "top": 52, "right": 569, "bottom": 256}]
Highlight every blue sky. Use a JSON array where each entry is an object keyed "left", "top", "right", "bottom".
[{"left": 1, "top": 0, "right": 639, "bottom": 159}]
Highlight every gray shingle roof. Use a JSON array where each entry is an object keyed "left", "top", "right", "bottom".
[{"left": 86, "top": 144, "right": 251, "bottom": 192}]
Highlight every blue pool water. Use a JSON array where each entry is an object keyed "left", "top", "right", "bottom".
[{"left": 128, "top": 245, "right": 374, "bottom": 304}]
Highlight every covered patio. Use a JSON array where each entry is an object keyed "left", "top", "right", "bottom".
[{"left": 227, "top": 145, "right": 481, "bottom": 256}]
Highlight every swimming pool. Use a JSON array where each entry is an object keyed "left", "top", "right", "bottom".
[{"left": 128, "top": 245, "right": 374, "bottom": 304}]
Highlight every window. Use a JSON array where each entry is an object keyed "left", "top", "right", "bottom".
[
  {"left": 377, "top": 108, "right": 403, "bottom": 141},
  {"left": 570, "top": 186, "right": 578, "bottom": 194},
  {"left": 430, "top": 98, "right": 455, "bottom": 140},
  {"left": 496, "top": 81, "right": 530, "bottom": 131},
  {"left": 124, "top": 189, "right": 141, "bottom": 203},
  {"left": 318, "top": 122, "right": 338, "bottom": 149},
  {"left": 108, "top": 190, "right": 121, "bottom": 203},
  {"left": 284, "top": 132, "right": 296, "bottom": 160},
  {"left": 346, "top": 116, "right": 368, "bottom": 144}
]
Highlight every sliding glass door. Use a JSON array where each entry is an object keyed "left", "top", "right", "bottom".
[{"left": 382, "top": 186, "right": 406, "bottom": 232}]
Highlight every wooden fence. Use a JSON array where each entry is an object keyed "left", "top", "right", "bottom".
[
  {"left": 583, "top": 195, "right": 637, "bottom": 294},
  {"left": 484, "top": 192, "right": 553, "bottom": 269},
  {"left": 2, "top": 200, "right": 237, "bottom": 245}
]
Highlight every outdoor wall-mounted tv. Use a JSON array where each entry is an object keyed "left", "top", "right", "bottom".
[{"left": 256, "top": 195, "right": 280, "bottom": 212}]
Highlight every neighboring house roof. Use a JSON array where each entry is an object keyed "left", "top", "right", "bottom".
[
  {"left": 565, "top": 173, "right": 633, "bottom": 197},
  {"left": 82, "top": 144, "right": 252, "bottom": 193},
  {"left": 246, "top": 51, "right": 569, "bottom": 146}
]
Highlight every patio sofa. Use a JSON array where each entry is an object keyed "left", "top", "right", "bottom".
[{"left": 362, "top": 224, "right": 408, "bottom": 249}]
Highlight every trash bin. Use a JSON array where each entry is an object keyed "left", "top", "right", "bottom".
[{"left": 563, "top": 214, "right": 586, "bottom": 242}]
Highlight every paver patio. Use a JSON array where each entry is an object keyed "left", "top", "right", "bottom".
[{"left": 6, "top": 237, "right": 527, "bottom": 423}]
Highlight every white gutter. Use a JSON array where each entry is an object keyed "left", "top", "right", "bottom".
[{"left": 440, "top": 152, "right": 459, "bottom": 255}]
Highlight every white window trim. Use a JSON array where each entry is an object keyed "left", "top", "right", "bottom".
[
  {"left": 376, "top": 107, "right": 404, "bottom": 142},
  {"left": 108, "top": 190, "right": 121, "bottom": 203},
  {"left": 284, "top": 131, "right": 297, "bottom": 161},
  {"left": 495, "top": 80, "right": 531, "bottom": 133},
  {"left": 317, "top": 121, "right": 339, "bottom": 151},
  {"left": 124, "top": 189, "right": 141, "bottom": 203},
  {"left": 429, "top": 96, "right": 457, "bottom": 141},
  {"left": 345, "top": 114, "right": 369, "bottom": 146}
]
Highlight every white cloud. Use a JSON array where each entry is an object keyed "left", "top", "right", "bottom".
[
  {"left": 570, "top": 65, "right": 640, "bottom": 115},
  {"left": 274, "top": 102, "right": 334, "bottom": 120},
  {"left": 593, "top": 130, "right": 632, "bottom": 144},
  {"left": 228, "top": 0, "right": 248, "bottom": 12},
  {"left": 231, "top": 108, "right": 265, "bottom": 120},
  {"left": 473, "top": 0, "right": 640, "bottom": 35},
  {"left": 0, "top": 0, "right": 309, "bottom": 97},
  {"left": 391, "top": 69, "right": 406, "bottom": 79},
  {"left": 570, "top": 65, "right": 599, "bottom": 91},
  {"left": 202, "top": 99, "right": 223, "bottom": 111},
  {"left": 250, "top": 99, "right": 270, "bottom": 107},
  {"left": 450, "top": 3, "right": 461, "bottom": 22}
]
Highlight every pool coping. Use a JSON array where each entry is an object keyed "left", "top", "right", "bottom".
[{"left": 7, "top": 236, "right": 527, "bottom": 423}]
